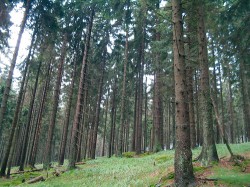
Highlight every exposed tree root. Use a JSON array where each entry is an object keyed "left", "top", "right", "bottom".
[{"left": 230, "top": 155, "right": 245, "bottom": 166}]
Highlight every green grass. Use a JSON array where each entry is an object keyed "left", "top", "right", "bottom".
[
  {"left": 211, "top": 165, "right": 250, "bottom": 186},
  {"left": 0, "top": 142, "right": 249, "bottom": 187}
]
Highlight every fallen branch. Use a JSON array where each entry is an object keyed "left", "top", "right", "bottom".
[
  {"left": 27, "top": 176, "right": 45, "bottom": 184},
  {"left": 197, "top": 177, "right": 218, "bottom": 181},
  {"left": 10, "top": 168, "right": 43, "bottom": 175}
]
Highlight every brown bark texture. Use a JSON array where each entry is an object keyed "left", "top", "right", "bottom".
[
  {"left": 172, "top": 0, "right": 195, "bottom": 186},
  {"left": 68, "top": 9, "right": 94, "bottom": 169},
  {"left": 43, "top": 35, "right": 67, "bottom": 169},
  {"left": 197, "top": 1, "right": 219, "bottom": 165}
]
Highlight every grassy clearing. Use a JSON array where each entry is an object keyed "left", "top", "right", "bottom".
[{"left": 0, "top": 142, "right": 249, "bottom": 187}]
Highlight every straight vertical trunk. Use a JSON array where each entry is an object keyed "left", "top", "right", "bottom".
[
  {"left": 211, "top": 40, "right": 221, "bottom": 143},
  {"left": 172, "top": 0, "right": 195, "bottom": 185},
  {"left": 43, "top": 35, "right": 67, "bottom": 169},
  {"left": 239, "top": 58, "right": 250, "bottom": 141},
  {"left": 58, "top": 59, "right": 77, "bottom": 165},
  {"left": 218, "top": 60, "right": 225, "bottom": 142},
  {"left": 153, "top": 1, "right": 164, "bottom": 153},
  {"left": 144, "top": 79, "right": 148, "bottom": 151},
  {"left": 19, "top": 60, "right": 42, "bottom": 171},
  {"left": 102, "top": 92, "right": 109, "bottom": 157},
  {"left": 90, "top": 50, "right": 106, "bottom": 159},
  {"left": 186, "top": 12, "right": 196, "bottom": 149},
  {"left": 108, "top": 79, "right": 117, "bottom": 158},
  {"left": 68, "top": 9, "right": 94, "bottom": 169},
  {"left": 194, "top": 71, "right": 201, "bottom": 146},
  {"left": 118, "top": 29, "right": 129, "bottom": 156},
  {"left": 131, "top": 82, "right": 138, "bottom": 152},
  {"left": 29, "top": 60, "right": 52, "bottom": 167},
  {"left": 227, "top": 70, "right": 235, "bottom": 143},
  {"left": 197, "top": 1, "right": 219, "bottom": 165}
]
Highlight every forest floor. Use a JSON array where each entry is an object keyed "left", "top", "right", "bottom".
[{"left": 0, "top": 142, "right": 250, "bottom": 187}]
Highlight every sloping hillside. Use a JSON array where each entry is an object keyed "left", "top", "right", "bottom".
[{"left": 0, "top": 143, "right": 250, "bottom": 187}]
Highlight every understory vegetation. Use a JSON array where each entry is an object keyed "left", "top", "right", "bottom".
[{"left": 0, "top": 143, "right": 250, "bottom": 187}]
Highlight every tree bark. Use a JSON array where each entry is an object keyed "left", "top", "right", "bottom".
[
  {"left": 90, "top": 46, "right": 106, "bottom": 159},
  {"left": 108, "top": 79, "right": 117, "bottom": 158},
  {"left": 197, "top": 1, "right": 219, "bottom": 165},
  {"left": 153, "top": 37, "right": 164, "bottom": 152},
  {"left": 172, "top": 0, "right": 195, "bottom": 186},
  {"left": 19, "top": 59, "right": 42, "bottom": 171},
  {"left": 118, "top": 29, "right": 129, "bottom": 156},
  {"left": 43, "top": 34, "right": 67, "bottom": 169},
  {"left": 58, "top": 58, "right": 77, "bottom": 165},
  {"left": 29, "top": 59, "right": 52, "bottom": 167},
  {"left": 186, "top": 11, "right": 196, "bottom": 149},
  {"left": 239, "top": 58, "right": 250, "bottom": 141},
  {"left": 68, "top": 9, "right": 94, "bottom": 169},
  {"left": 102, "top": 91, "right": 109, "bottom": 157}
]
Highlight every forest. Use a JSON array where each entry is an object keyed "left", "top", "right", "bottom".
[{"left": 0, "top": 0, "right": 249, "bottom": 186}]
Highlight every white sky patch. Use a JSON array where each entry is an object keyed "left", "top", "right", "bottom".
[
  {"left": 0, "top": 3, "right": 31, "bottom": 89},
  {"left": 160, "top": 0, "right": 167, "bottom": 8}
]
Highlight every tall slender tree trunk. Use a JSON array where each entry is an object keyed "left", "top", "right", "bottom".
[
  {"left": 0, "top": 0, "right": 31, "bottom": 139},
  {"left": 218, "top": 59, "right": 225, "bottom": 142},
  {"left": 132, "top": 82, "right": 138, "bottom": 152},
  {"left": 166, "top": 100, "right": 171, "bottom": 149},
  {"left": 172, "top": 0, "right": 195, "bottom": 185},
  {"left": 77, "top": 75, "right": 90, "bottom": 161},
  {"left": 58, "top": 59, "right": 77, "bottom": 165},
  {"left": 197, "top": 1, "right": 219, "bottom": 165},
  {"left": 186, "top": 11, "right": 196, "bottom": 149},
  {"left": 29, "top": 60, "right": 52, "bottom": 167},
  {"left": 227, "top": 68, "right": 235, "bottom": 143},
  {"left": 90, "top": 57, "right": 105, "bottom": 159},
  {"left": 0, "top": 26, "right": 36, "bottom": 176},
  {"left": 153, "top": 12, "right": 164, "bottom": 151},
  {"left": 102, "top": 92, "right": 109, "bottom": 157},
  {"left": 118, "top": 28, "right": 129, "bottom": 156},
  {"left": 211, "top": 40, "right": 221, "bottom": 143},
  {"left": 43, "top": 35, "right": 67, "bottom": 169},
  {"left": 239, "top": 58, "right": 250, "bottom": 141},
  {"left": 135, "top": 5, "right": 146, "bottom": 155},
  {"left": 108, "top": 79, "right": 117, "bottom": 158},
  {"left": 144, "top": 79, "right": 148, "bottom": 151},
  {"left": 82, "top": 104, "right": 91, "bottom": 160},
  {"left": 68, "top": 9, "right": 94, "bottom": 169},
  {"left": 194, "top": 71, "right": 201, "bottom": 146},
  {"left": 153, "top": 71, "right": 164, "bottom": 152},
  {"left": 19, "top": 60, "right": 42, "bottom": 171}
]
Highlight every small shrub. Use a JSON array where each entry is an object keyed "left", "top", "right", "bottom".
[
  {"left": 155, "top": 155, "right": 173, "bottom": 163},
  {"left": 122, "top": 152, "right": 136, "bottom": 158},
  {"left": 139, "top": 152, "right": 153, "bottom": 157}
]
